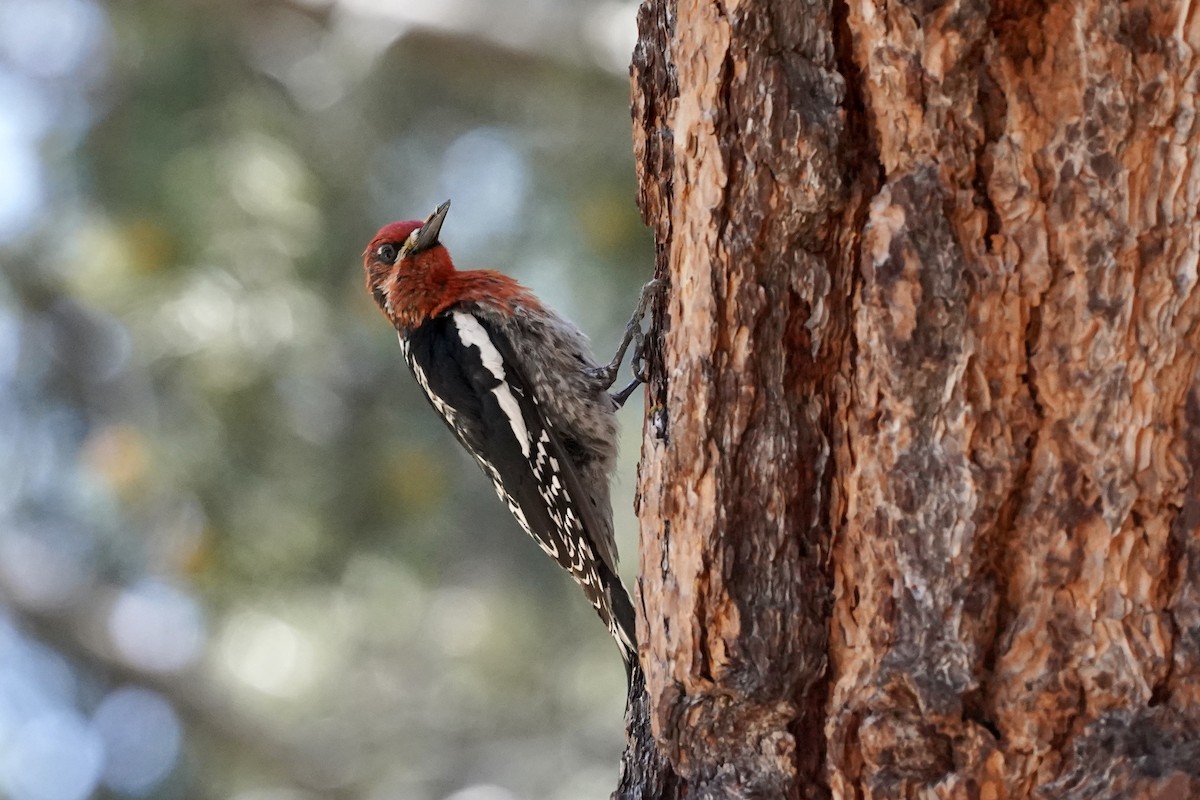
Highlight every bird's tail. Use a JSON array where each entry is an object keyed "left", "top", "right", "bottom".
[{"left": 601, "top": 563, "right": 639, "bottom": 685}]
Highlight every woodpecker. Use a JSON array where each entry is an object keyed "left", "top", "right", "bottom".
[{"left": 363, "top": 200, "right": 649, "bottom": 675}]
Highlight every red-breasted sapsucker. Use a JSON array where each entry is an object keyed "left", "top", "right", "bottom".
[{"left": 363, "top": 200, "right": 648, "bottom": 675}]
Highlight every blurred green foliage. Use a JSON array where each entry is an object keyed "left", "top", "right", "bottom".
[{"left": 0, "top": 1, "right": 651, "bottom": 797}]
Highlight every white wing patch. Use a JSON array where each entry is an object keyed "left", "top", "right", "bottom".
[
  {"left": 451, "top": 311, "right": 531, "bottom": 458},
  {"left": 403, "top": 331, "right": 458, "bottom": 431},
  {"left": 400, "top": 332, "right": 458, "bottom": 427}
]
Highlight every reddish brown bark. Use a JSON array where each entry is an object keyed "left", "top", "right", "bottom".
[
  {"left": 627, "top": 0, "right": 1200, "bottom": 798},
  {"left": 629, "top": 0, "right": 851, "bottom": 796}
]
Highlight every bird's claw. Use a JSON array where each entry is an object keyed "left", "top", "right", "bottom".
[
  {"left": 601, "top": 279, "right": 663, "bottom": 407},
  {"left": 587, "top": 363, "right": 618, "bottom": 387}
]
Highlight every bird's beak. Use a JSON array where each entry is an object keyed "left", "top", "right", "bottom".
[{"left": 411, "top": 200, "right": 451, "bottom": 254}]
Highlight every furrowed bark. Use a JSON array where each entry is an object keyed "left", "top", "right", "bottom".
[
  {"left": 627, "top": 1, "right": 1200, "bottom": 798},
  {"left": 630, "top": 0, "right": 851, "bottom": 797}
]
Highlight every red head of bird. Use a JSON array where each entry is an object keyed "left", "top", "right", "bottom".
[
  {"left": 363, "top": 200, "right": 540, "bottom": 331},
  {"left": 363, "top": 200, "right": 457, "bottom": 331}
]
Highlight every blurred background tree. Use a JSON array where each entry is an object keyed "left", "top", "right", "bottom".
[{"left": 0, "top": 1, "right": 651, "bottom": 798}]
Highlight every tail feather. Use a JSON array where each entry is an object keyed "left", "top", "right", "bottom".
[{"left": 599, "top": 561, "right": 639, "bottom": 684}]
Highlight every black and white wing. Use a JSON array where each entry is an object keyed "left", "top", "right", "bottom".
[{"left": 398, "top": 309, "right": 636, "bottom": 662}]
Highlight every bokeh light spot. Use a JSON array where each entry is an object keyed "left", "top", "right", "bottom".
[
  {"left": 0, "top": 69, "right": 55, "bottom": 140},
  {"left": 80, "top": 424, "right": 149, "bottom": 494},
  {"left": 92, "top": 687, "right": 181, "bottom": 796},
  {"left": 0, "top": 0, "right": 108, "bottom": 79},
  {"left": 0, "top": 618, "right": 78, "bottom": 727},
  {"left": 0, "top": 305, "right": 19, "bottom": 388},
  {"left": 0, "top": 138, "right": 44, "bottom": 243},
  {"left": 0, "top": 523, "right": 94, "bottom": 610},
  {"left": 582, "top": 2, "right": 639, "bottom": 72},
  {"left": 220, "top": 611, "right": 316, "bottom": 697},
  {"left": 0, "top": 710, "right": 103, "bottom": 800},
  {"left": 438, "top": 128, "right": 528, "bottom": 251},
  {"left": 108, "top": 581, "right": 206, "bottom": 672},
  {"left": 226, "top": 136, "right": 319, "bottom": 242},
  {"left": 169, "top": 273, "right": 239, "bottom": 349}
]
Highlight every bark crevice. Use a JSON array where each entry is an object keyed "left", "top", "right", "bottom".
[{"left": 627, "top": 0, "right": 1200, "bottom": 797}]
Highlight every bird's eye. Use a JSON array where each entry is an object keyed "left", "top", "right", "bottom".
[{"left": 375, "top": 243, "right": 398, "bottom": 263}]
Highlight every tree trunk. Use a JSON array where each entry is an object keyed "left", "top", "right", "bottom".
[{"left": 625, "top": 1, "right": 1200, "bottom": 798}]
